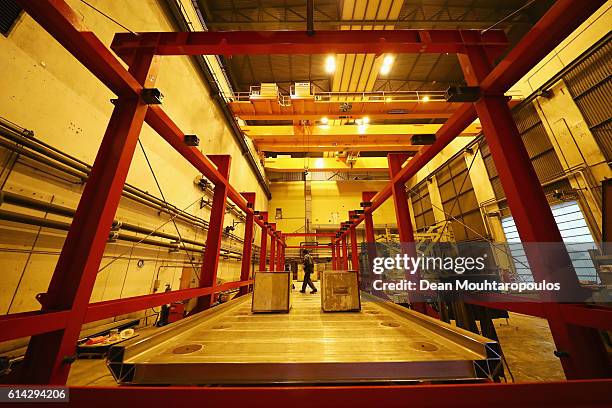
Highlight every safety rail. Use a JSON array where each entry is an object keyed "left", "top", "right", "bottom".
[{"left": 226, "top": 88, "right": 524, "bottom": 105}]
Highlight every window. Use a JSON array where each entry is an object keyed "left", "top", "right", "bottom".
[
  {"left": 501, "top": 201, "right": 598, "bottom": 283},
  {"left": 1, "top": 0, "right": 22, "bottom": 36}
]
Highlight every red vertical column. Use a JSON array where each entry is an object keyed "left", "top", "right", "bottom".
[
  {"left": 362, "top": 192, "right": 377, "bottom": 292},
  {"left": 349, "top": 212, "right": 359, "bottom": 272},
  {"left": 460, "top": 46, "right": 610, "bottom": 379},
  {"left": 331, "top": 241, "right": 337, "bottom": 269},
  {"left": 276, "top": 235, "right": 284, "bottom": 271},
  {"left": 388, "top": 153, "right": 416, "bottom": 243},
  {"left": 362, "top": 192, "right": 377, "bottom": 245},
  {"left": 388, "top": 153, "right": 426, "bottom": 314},
  {"left": 269, "top": 224, "right": 276, "bottom": 271},
  {"left": 239, "top": 193, "right": 256, "bottom": 296},
  {"left": 258, "top": 212, "right": 268, "bottom": 271},
  {"left": 20, "top": 51, "right": 157, "bottom": 384},
  {"left": 341, "top": 235, "right": 349, "bottom": 270},
  {"left": 194, "top": 155, "right": 231, "bottom": 313},
  {"left": 335, "top": 240, "right": 341, "bottom": 270}
]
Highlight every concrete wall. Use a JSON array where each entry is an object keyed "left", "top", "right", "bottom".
[{"left": 0, "top": 0, "right": 267, "bottom": 329}]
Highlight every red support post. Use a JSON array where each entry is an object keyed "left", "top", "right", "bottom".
[
  {"left": 276, "top": 235, "right": 284, "bottom": 271},
  {"left": 341, "top": 235, "right": 349, "bottom": 270},
  {"left": 331, "top": 241, "right": 337, "bottom": 270},
  {"left": 19, "top": 51, "right": 156, "bottom": 385},
  {"left": 362, "top": 192, "right": 377, "bottom": 245},
  {"left": 258, "top": 212, "right": 268, "bottom": 271},
  {"left": 349, "top": 212, "right": 359, "bottom": 272},
  {"left": 269, "top": 224, "right": 276, "bottom": 272},
  {"left": 388, "top": 154, "right": 427, "bottom": 314},
  {"left": 460, "top": 46, "right": 610, "bottom": 379},
  {"left": 239, "top": 193, "right": 256, "bottom": 296},
  {"left": 388, "top": 153, "right": 416, "bottom": 243},
  {"left": 193, "top": 155, "right": 231, "bottom": 313},
  {"left": 336, "top": 241, "right": 341, "bottom": 270}
]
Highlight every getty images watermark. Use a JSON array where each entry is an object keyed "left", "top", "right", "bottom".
[
  {"left": 371, "top": 253, "right": 561, "bottom": 292},
  {"left": 359, "top": 242, "right": 608, "bottom": 303}
]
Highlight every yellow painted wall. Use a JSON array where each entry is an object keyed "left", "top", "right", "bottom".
[
  {"left": 270, "top": 180, "right": 398, "bottom": 247},
  {"left": 0, "top": 0, "right": 267, "bottom": 330}
]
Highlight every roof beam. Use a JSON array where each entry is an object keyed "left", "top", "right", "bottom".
[{"left": 111, "top": 29, "right": 508, "bottom": 57}]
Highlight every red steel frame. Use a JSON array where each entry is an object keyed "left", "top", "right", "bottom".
[
  {"left": 20, "top": 380, "right": 612, "bottom": 407},
  {"left": 258, "top": 211, "right": 268, "bottom": 271},
  {"left": 3, "top": 0, "right": 607, "bottom": 389},
  {"left": 238, "top": 192, "right": 256, "bottom": 296}
]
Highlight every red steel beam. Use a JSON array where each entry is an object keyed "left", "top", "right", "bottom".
[
  {"left": 0, "top": 310, "right": 70, "bottom": 343},
  {"left": 459, "top": 27, "right": 609, "bottom": 377},
  {"left": 331, "top": 241, "right": 337, "bottom": 269},
  {"left": 362, "top": 192, "right": 377, "bottom": 245},
  {"left": 238, "top": 192, "right": 256, "bottom": 295},
  {"left": 54, "top": 380, "right": 612, "bottom": 407},
  {"left": 258, "top": 212, "right": 268, "bottom": 271},
  {"left": 349, "top": 212, "right": 360, "bottom": 272},
  {"left": 84, "top": 280, "right": 251, "bottom": 323},
  {"left": 337, "top": 0, "right": 605, "bottom": 236},
  {"left": 111, "top": 29, "right": 508, "bottom": 57},
  {"left": 0, "top": 281, "right": 252, "bottom": 344},
  {"left": 269, "top": 223, "right": 276, "bottom": 272},
  {"left": 194, "top": 155, "right": 231, "bottom": 312},
  {"left": 481, "top": 0, "right": 606, "bottom": 94},
  {"left": 276, "top": 238, "right": 284, "bottom": 271},
  {"left": 285, "top": 245, "right": 330, "bottom": 249},
  {"left": 16, "top": 1, "right": 273, "bottom": 240},
  {"left": 17, "top": 49, "right": 156, "bottom": 384},
  {"left": 341, "top": 235, "right": 349, "bottom": 270},
  {"left": 284, "top": 232, "right": 336, "bottom": 237}
]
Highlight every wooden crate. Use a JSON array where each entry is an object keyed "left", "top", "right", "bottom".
[
  {"left": 321, "top": 270, "right": 361, "bottom": 312},
  {"left": 252, "top": 271, "right": 292, "bottom": 313}
]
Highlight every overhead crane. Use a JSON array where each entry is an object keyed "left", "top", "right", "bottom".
[{"left": 2, "top": 0, "right": 610, "bottom": 404}]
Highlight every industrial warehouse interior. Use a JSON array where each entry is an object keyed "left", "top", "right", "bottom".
[{"left": 0, "top": 0, "right": 611, "bottom": 405}]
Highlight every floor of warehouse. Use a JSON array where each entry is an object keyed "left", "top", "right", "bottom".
[{"left": 66, "top": 287, "right": 565, "bottom": 386}]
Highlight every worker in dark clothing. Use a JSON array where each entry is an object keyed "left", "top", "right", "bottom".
[{"left": 300, "top": 249, "right": 317, "bottom": 294}]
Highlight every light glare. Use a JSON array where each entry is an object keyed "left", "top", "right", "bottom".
[{"left": 325, "top": 55, "right": 336, "bottom": 73}]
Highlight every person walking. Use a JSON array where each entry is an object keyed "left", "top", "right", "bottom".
[{"left": 300, "top": 249, "right": 317, "bottom": 294}]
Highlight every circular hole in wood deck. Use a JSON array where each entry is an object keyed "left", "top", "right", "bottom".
[
  {"left": 366, "top": 310, "right": 381, "bottom": 315},
  {"left": 409, "top": 341, "right": 438, "bottom": 352},
  {"left": 172, "top": 344, "right": 202, "bottom": 354},
  {"left": 380, "top": 321, "right": 400, "bottom": 327},
  {"left": 211, "top": 324, "right": 231, "bottom": 330}
]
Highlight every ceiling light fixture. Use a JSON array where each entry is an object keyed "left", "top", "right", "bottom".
[
  {"left": 362, "top": 116, "right": 370, "bottom": 124},
  {"left": 325, "top": 55, "right": 336, "bottom": 73},
  {"left": 321, "top": 117, "right": 329, "bottom": 125},
  {"left": 421, "top": 95, "right": 430, "bottom": 102},
  {"left": 380, "top": 54, "right": 394, "bottom": 75}
]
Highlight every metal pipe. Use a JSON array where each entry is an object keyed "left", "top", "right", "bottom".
[
  {"left": 0, "top": 194, "right": 246, "bottom": 258},
  {"left": 0, "top": 123, "right": 252, "bottom": 244}
]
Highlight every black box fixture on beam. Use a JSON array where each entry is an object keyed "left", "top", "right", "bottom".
[
  {"left": 411, "top": 134, "right": 436, "bottom": 145},
  {"left": 140, "top": 88, "right": 164, "bottom": 104},
  {"left": 360, "top": 201, "right": 373, "bottom": 208},
  {"left": 184, "top": 134, "right": 200, "bottom": 146},
  {"left": 355, "top": 209, "right": 365, "bottom": 215},
  {"left": 444, "top": 86, "right": 480, "bottom": 102}
]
